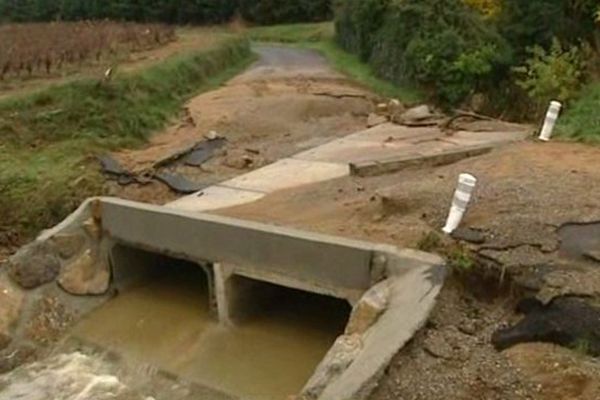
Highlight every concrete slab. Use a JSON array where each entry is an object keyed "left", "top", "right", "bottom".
[
  {"left": 351, "top": 144, "right": 493, "bottom": 177},
  {"left": 344, "top": 123, "right": 442, "bottom": 143},
  {"left": 166, "top": 186, "right": 265, "bottom": 213},
  {"left": 222, "top": 158, "right": 350, "bottom": 193},
  {"left": 443, "top": 130, "right": 529, "bottom": 146},
  {"left": 293, "top": 138, "right": 416, "bottom": 164}
]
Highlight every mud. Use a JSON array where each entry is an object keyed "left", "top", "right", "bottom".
[
  {"left": 70, "top": 263, "right": 349, "bottom": 400},
  {"left": 558, "top": 222, "right": 600, "bottom": 263}
]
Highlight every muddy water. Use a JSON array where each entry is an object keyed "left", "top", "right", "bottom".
[{"left": 71, "top": 266, "right": 349, "bottom": 400}]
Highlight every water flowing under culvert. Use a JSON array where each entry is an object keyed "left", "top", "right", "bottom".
[{"left": 69, "top": 260, "right": 351, "bottom": 400}]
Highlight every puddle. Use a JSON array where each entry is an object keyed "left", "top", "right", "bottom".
[
  {"left": 558, "top": 222, "right": 600, "bottom": 263},
  {"left": 70, "top": 264, "right": 349, "bottom": 400}
]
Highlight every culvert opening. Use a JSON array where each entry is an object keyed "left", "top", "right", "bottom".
[{"left": 71, "top": 245, "right": 352, "bottom": 400}]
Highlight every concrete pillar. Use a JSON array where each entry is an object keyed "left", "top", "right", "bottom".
[{"left": 213, "top": 263, "right": 234, "bottom": 326}]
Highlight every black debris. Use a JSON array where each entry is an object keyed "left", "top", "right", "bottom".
[
  {"left": 492, "top": 296, "right": 600, "bottom": 356},
  {"left": 155, "top": 172, "right": 209, "bottom": 194},
  {"left": 181, "top": 137, "right": 227, "bottom": 167}
]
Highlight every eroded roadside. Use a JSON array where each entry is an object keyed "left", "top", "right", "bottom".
[{"left": 218, "top": 141, "right": 600, "bottom": 400}]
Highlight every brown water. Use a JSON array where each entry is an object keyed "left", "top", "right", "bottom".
[{"left": 71, "top": 266, "right": 349, "bottom": 400}]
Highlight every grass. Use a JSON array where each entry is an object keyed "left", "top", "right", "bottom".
[
  {"left": 246, "top": 22, "right": 424, "bottom": 104},
  {"left": 246, "top": 22, "right": 334, "bottom": 43},
  {"left": 556, "top": 82, "right": 600, "bottom": 143},
  {"left": 0, "top": 35, "right": 254, "bottom": 238}
]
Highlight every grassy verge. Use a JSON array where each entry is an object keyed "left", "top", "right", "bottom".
[
  {"left": 0, "top": 35, "right": 253, "bottom": 238},
  {"left": 246, "top": 22, "right": 424, "bottom": 104},
  {"left": 556, "top": 82, "right": 600, "bottom": 143}
]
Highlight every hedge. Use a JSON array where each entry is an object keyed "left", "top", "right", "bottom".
[
  {"left": 0, "top": 0, "right": 332, "bottom": 25},
  {"left": 336, "top": 0, "right": 511, "bottom": 105}
]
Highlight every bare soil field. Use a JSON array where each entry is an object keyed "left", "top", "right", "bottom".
[{"left": 0, "top": 26, "right": 230, "bottom": 100}]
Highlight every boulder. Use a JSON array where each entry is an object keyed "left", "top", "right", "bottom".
[
  {"left": 387, "top": 99, "right": 405, "bottom": 114},
  {"left": 345, "top": 280, "right": 389, "bottom": 335},
  {"left": 0, "top": 274, "right": 25, "bottom": 347},
  {"left": 8, "top": 242, "right": 61, "bottom": 289},
  {"left": 394, "top": 104, "right": 441, "bottom": 125},
  {"left": 367, "top": 113, "right": 388, "bottom": 128},
  {"left": 302, "top": 334, "right": 363, "bottom": 399},
  {"left": 451, "top": 227, "right": 486, "bottom": 244},
  {"left": 58, "top": 249, "right": 110, "bottom": 296},
  {"left": 49, "top": 233, "right": 86, "bottom": 260}
]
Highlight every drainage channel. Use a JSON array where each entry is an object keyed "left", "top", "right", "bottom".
[
  {"left": 70, "top": 248, "right": 350, "bottom": 399},
  {"left": 5, "top": 197, "right": 446, "bottom": 400}
]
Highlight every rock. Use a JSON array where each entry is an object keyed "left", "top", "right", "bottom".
[
  {"left": 388, "top": 99, "right": 404, "bottom": 114},
  {"left": 346, "top": 280, "right": 389, "bottom": 335},
  {"left": 423, "top": 330, "right": 454, "bottom": 359},
  {"left": 394, "top": 104, "right": 438, "bottom": 125},
  {"left": 376, "top": 103, "right": 388, "bottom": 114},
  {"left": 58, "top": 249, "right": 110, "bottom": 296},
  {"left": 492, "top": 297, "right": 600, "bottom": 356},
  {"left": 204, "top": 130, "right": 221, "bottom": 141},
  {"left": 0, "top": 274, "right": 24, "bottom": 344},
  {"left": 585, "top": 251, "right": 600, "bottom": 263},
  {"left": 49, "top": 233, "right": 86, "bottom": 260},
  {"left": 8, "top": 242, "right": 61, "bottom": 289},
  {"left": 0, "top": 352, "right": 128, "bottom": 399},
  {"left": 302, "top": 334, "right": 363, "bottom": 399},
  {"left": 367, "top": 113, "right": 388, "bottom": 128},
  {"left": 451, "top": 227, "right": 486, "bottom": 244},
  {"left": 83, "top": 218, "right": 102, "bottom": 241},
  {"left": 223, "top": 149, "right": 256, "bottom": 170}
]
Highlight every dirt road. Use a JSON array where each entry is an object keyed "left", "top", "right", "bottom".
[{"left": 111, "top": 45, "right": 375, "bottom": 204}]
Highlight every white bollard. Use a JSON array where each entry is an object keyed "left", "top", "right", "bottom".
[
  {"left": 442, "top": 173, "right": 477, "bottom": 234},
  {"left": 538, "top": 101, "right": 562, "bottom": 141}
]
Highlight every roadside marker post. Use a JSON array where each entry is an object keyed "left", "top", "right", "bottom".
[
  {"left": 442, "top": 173, "right": 477, "bottom": 234},
  {"left": 538, "top": 101, "right": 562, "bottom": 142}
]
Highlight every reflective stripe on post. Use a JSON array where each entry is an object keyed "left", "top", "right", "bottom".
[
  {"left": 442, "top": 173, "right": 477, "bottom": 234},
  {"left": 539, "top": 101, "right": 562, "bottom": 142}
]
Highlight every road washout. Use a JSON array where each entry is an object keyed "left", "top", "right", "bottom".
[{"left": 3, "top": 42, "right": 600, "bottom": 400}]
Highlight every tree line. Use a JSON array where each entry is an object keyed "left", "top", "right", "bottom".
[{"left": 0, "top": 0, "right": 332, "bottom": 25}]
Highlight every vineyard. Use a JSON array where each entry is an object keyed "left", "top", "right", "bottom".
[{"left": 0, "top": 21, "right": 176, "bottom": 80}]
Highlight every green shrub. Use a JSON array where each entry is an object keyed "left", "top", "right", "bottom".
[
  {"left": 335, "top": 0, "right": 391, "bottom": 61},
  {"left": 556, "top": 82, "right": 600, "bottom": 142},
  {"left": 513, "top": 38, "right": 586, "bottom": 111},
  {"left": 340, "top": 0, "right": 512, "bottom": 105},
  {"left": 498, "top": 0, "right": 599, "bottom": 60}
]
